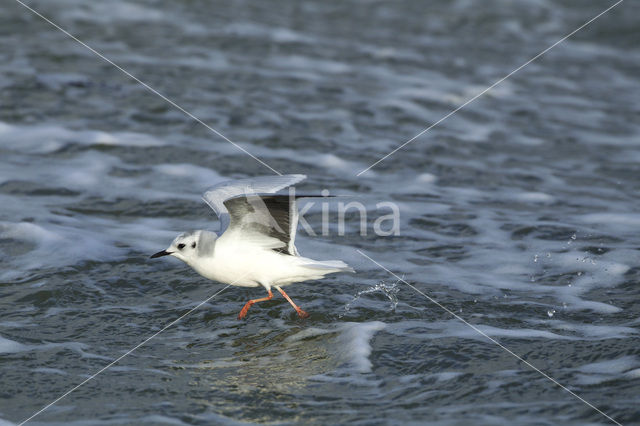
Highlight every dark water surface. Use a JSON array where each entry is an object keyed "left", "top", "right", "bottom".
[{"left": 1, "top": 0, "right": 639, "bottom": 425}]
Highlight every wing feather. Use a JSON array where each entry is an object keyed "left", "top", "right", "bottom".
[
  {"left": 202, "top": 174, "right": 306, "bottom": 233},
  {"left": 224, "top": 195, "right": 298, "bottom": 255},
  {"left": 289, "top": 198, "right": 299, "bottom": 255}
]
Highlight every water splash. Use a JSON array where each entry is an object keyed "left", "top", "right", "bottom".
[{"left": 339, "top": 281, "right": 400, "bottom": 318}]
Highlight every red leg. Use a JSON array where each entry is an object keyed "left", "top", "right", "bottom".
[
  {"left": 237, "top": 289, "right": 273, "bottom": 320},
  {"left": 276, "top": 286, "right": 309, "bottom": 319}
]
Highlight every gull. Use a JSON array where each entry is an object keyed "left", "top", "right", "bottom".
[{"left": 151, "top": 174, "right": 354, "bottom": 319}]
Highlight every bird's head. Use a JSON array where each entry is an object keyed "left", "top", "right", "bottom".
[{"left": 150, "top": 230, "right": 217, "bottom": 265}]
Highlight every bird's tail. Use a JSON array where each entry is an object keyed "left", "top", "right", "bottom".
[{"left": 301, "top": 259, "right": 355, "bottom": 273}]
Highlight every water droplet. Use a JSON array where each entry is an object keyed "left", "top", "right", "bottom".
[
  {"left": 577, "top": 271, "right": 582, "bottom": 276},
  {"left": 547, "top": 309, "right": 555, "bottom": 318},
  {"left": 533, "top": 254, "right": 539, "bottom": 263},
  {"left": 571, "top": 234, "right": 577, "bottom": 240},
  {"left": 339, "top": 280, "right": 400, "bottom": 318},
  {"left": 546, "top": 252, "right": 551, "bottom": 258}
]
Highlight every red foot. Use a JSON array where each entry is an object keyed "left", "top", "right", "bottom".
[
  {"left": 237, "top": 301, "right": 254, "bottom": 320},
  {"left": 297, "top": 309, "right": 310, "bottom": 319},
  {"left": 237, "top": 290, "right": 273, "bottom": 320}
]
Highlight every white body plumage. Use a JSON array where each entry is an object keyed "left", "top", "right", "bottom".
[{"left": 172, "top": 229, "right": 351, "bottom": 290}]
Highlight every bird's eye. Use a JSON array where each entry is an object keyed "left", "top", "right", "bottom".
[
  {"left": 177, "top": 243, "right": 185, "bottom": 250},
  {"left": 191, "top": 242, "right": 196, "bottom": 248}
]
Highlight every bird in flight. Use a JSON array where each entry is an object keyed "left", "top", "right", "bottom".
[{"left": 151, "top": 174, "right": 354, "bottom": 319}]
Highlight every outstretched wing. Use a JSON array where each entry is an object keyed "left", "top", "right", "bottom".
[
  {"left": 223, "top": 195, "right": 300, "bottom": 255},
  {"left": 202, "top": 174, "right": 306, "bottom": 240}
]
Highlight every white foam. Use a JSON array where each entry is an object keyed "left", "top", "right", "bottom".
[
  {"left": 63, "top": 1, "right": 166, "bottom": 23},
  {"left": 153, "top": 164, "right": 225, "bottom": 191},
  {"left": 380, "top": 98, "right": 434, "bottom": 122},
  {"left": 624, "top": 368, "right": 640, "bottom": 379},
  {"left": 284, "top": 326, "right": 333, "bottom": 343},
  {"left": 268, "top": 54, "right": 351, "bottom": 74},
  {"left": 440, "top": 323, "right": 571, "bottom": 341},
  {"left": 575, "top": 356, "right": 639, "bottom": 385},
  {"left": 0, "top": 121, "right": 163, "bottom": 154},
  {"left": 513, "top": 191, "right": 555, "bottom": 203},
  {"left": 398, "top": 173, "right": 439, "bottom": 194},
  {"left": 559, "top": 296, "right": 621, "bottom": 314},
  {"left": 33, "top": 367, "right": 68, "bottom": 375},
  {"left": 367, "top": 172, "right": 439, "bottom": 197},
  {"left": 0, "top": 221, "right": 60, "bottom": 245},
  {"left": 0, "top": 335, "right": 27, "bottom": 353},
  {"left": 0, "top": 321, "right": 34, "bottom": 328},
  {"left": 316, "top": 153, "right": 352, "bottom": 170},
  {"left": 553, "top": 252, "right": 628, "bottom": 274},
  {"left": 355, "top": 207, "right": 631, "bottom": 314},
  {"left": 578, "top": 356, "right": 637, "bottom": 374},
  {"left": 416, "top": 173, "right": 437, "bottom": 184},
  {"left": 284, "top": 321, "right": 385, "bottom": 374},
  {"left": 544, "top": 321, "right": 635, "bottom": 340},
  {"left": 580, "top": 213, "right": 640, "bottom": 227},
  {"left": 335, "top": 321, "right": 386, "bottom": 373},
  {"left": 387, "top": 320, "right": 575, "bottom": 342},
  {"left": 391, "top": 86, "right": 454, "bottom": 104},
  {"left": 0, "top": 220, "right": 124, "bottom": 281},
  {"left": 431, "top": 371, "right": 463, "bottom": 382},
  {"left": 222, "top": 22, "right": 314, "bottom": 44}
]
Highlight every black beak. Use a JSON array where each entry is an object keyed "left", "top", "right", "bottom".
[{"left": 150, "top": 250, "right": 172, "bottom": 259}]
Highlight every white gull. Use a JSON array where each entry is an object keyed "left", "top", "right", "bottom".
[{"left": 151, "top": 174, "right": 354, "bottom": 319}]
